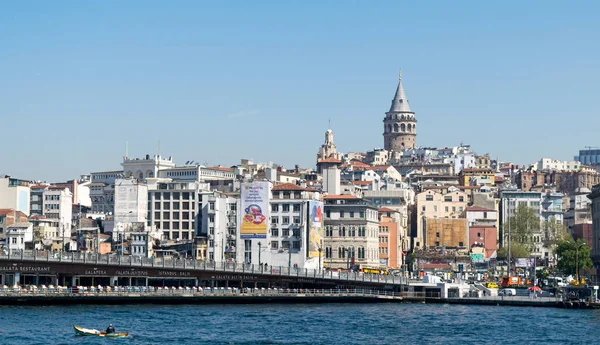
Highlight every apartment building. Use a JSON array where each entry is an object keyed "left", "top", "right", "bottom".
[
  {"left": 42, "top": 187, "right": 73, "bottom": 235},
  {"left": 378, "top": 207, "right": 407, "bottom": 269},
  {"left": 0, "top": 176, "right": 31, "bottom": 215},
  {"left": 147, "top": 180, "right": 200, "bottom": 241},
  {"left": 323, "top": 195, "right": 380, "bottom": 269},
  {"left": 415, "top": 188, "right": 468, "bottom": 249}
]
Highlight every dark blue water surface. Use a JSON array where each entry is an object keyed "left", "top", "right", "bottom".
[{"left": 1, "top": 303, "right": 597, "bottom": 345}]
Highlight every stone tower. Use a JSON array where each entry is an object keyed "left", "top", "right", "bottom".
[
  {"left": 317, "top": 129, "right": 342, "bottom": 161},
  {"left": 383, "top": 72, "right": 417, "bottom": 151}
]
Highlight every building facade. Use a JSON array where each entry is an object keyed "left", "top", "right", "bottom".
[
  {"left": 0, "top": 177, "right": 31, "bottom": 215},
  {"left": 415, "top": 189, "right": 468, "bottom": 249},
  {"left": 323, "top": 195, "right": 380, "bottom": 269},
  {"left": 42, "top": 187, "right": 73, "bottom": 235}
]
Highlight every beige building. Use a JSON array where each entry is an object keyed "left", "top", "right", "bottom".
[
  {"left": 425, "top": 218, "right": 468, "bottom": 248},
  {"left": 323, "top": 195, "right": 380, "bottom": 269},
  {"left": 415, "top": 188, "right": 468, "bottom": 249}
]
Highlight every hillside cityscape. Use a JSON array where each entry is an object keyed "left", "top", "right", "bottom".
[{"left": 1, "top": 73, "right": 599, "bottom": 281}]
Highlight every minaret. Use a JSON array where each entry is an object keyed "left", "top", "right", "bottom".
[{"left": 383, "top": 71, "right": 417, "bottom": 151}]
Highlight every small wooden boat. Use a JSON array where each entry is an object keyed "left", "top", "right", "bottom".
[{"left": 73, "top": 325, "right": 129, "bottom": 338}]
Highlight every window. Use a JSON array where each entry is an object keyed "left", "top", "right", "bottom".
[
  {"left": 293, "top": 204, "right": 300, "bottom": 212},
  {"left": 340, "top": 227, "right": 346, "bottom": 237},
  {"left": 209, "top": 202, "right": 215, "bottom": 211},
  {"left": 326, "top": 227, "right": 333, "bottom": 237},
  {"left": 326, "top": 210, "right": 331, "bottom": 218},
  {"left": 271, "top": 216, "right": 279, "bottom": 224},
  {"left": 422, "top": 206, "right": 426, "bottom": 212},
  {"left": 426, "top": 195, "right": 433, "bottom": 201},
  {"left": 244, "top": 240, "right": 252, "bottom": 264},
  {"left": 436, "top": 232, "right": 440, "bottom": 238},
  {"left": 293, "top": 216, "right": 300, "bottom": 224},
  {"left": 271, "top": 228, "right": 279, "bottom": 237},
  {"left": 444, "top": 196, "right": 452, "bottom": 202},
  {"left": 459, "top": 196, "right": 464, "bottom": 202},
  {"left": 282, "top": 216, "right": 289, "bottom": 224},
  {"left": 350, "top": 211, "right": 355, "bottom": 218},
  {"left": 271, "top": 204, "right": 279, "bottom": 212},
  {"left": 435, "top": 241, "right": 440, "bottom": 246},
  {"left": 271, "top": 241, "right": 279, "bottom": 249},
  {"left": 283, "top": 204, "right": 290, "bottom": 212},
  {"left": 325, "top": 247, "right": 332, "bottom": 259},
  {"left": 445, "top": 206, "right": 449, "bottom": 212},
  {"left": 338, "top": 247, "right": 346, "bottom": 259},
  {"left": 477, "top": 232, "right": 481, "bottom": 237},
  {"left": 459, "top": 242, "right": 464, "bottom": 247},
  {"left": 359, "top": 211, "right": 365, "bottom": 218},
  {"left": 340, "top": 211, "right": 345, "bottom": 218}
]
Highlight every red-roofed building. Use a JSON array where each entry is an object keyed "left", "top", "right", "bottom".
[{"left": 0, "top": 209, "right": 28, "bottom": 241}]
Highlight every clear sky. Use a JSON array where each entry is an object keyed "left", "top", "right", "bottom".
[{"left": 2, "top": 1, "right": 599, "bottom": 182}]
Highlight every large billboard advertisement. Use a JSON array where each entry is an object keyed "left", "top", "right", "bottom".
[
  {"left": 240, "top": 182, "right": 270, "bottom": 239},
  {"left": 307, "top": 200, "right": 324, "bottom": 258},
  {"left": 515, "top": 258, "right": 534, "bottom": 268}
]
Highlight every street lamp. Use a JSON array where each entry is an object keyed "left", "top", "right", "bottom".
[
  {"left": 576, "top": 242, "right": 587, "bottom": 284},
  {"left": 258, "top": 241, "right": 262, "bottom": 267}
]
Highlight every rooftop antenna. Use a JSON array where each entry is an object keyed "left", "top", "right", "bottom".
[
  {"left": 157, "top": 139, "right": 161, "bottom": 157},
  {"left": 125, "top": 141, "right": 129, "bottom": 159}
]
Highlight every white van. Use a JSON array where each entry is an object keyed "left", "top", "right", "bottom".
[{"left": 499, "top": 288, "right": 516, "bottom": 296}]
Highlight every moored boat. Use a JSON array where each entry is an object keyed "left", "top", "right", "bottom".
[{"left": 73, "top": 325, "right": 129, "bottom": 338}]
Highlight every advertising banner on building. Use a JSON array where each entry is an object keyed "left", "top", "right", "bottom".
[
  {"left": 240, "top": 182, "right": 270, "bottom": 239},
  {"left": 307, "top": 200, "right": 324, "bottom": 258},
  {"left": 515, "top": 258, "right": 534, "bottom": 268}
]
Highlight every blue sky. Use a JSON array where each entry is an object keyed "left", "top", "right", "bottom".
[{"left": 2, "top": 1, "right": 599, "bottom": 182}]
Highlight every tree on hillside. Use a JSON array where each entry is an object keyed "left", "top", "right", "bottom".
[
  {"left": 555, "top": 237, "right": 593, "bottom": 276},
  {"left": 497, "top": 241, "right": 531, "bottom": 260},
  {"left": 504, "top": 204, "right": 541, "bottom": 250}
]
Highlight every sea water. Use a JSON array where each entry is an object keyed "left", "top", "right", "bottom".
[{"left": 0, "top": 303, "right": 597, "bottom": 344}]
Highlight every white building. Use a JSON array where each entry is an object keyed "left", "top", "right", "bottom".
[
  {"left": 533, "top": 158, "right": 582, "bottom": 172},
  {"left": 0, "top": 176, "right": 31, "bottom": 216},
  {"left": 89, "top": 171, "right": 122, "bottom": 214},
  {"left": 564, "top": 187, "right": 592, "bottom": 235},
  {"left": 114, "top": 178, "right": 148, "bottom": 223},
  {"left": 122, "top": 154, "right": 175, "bottom": 181},
  {"left": 130, "top": 231, "right": 153, "bottom": 258},
  {"left": 147, "top": 180, "right": 201, "bottom": 241},
  {"left": 42, "top": 187, "right": 73, "bottom": 236},
  {"left": 6, "top": 222, "right": 33, "bottom": 253},
  {"left": 200, "top": 191, "right": 239, "bottom": 262},
  {"left": 444, "top": 152, "right": 476, "bottom": 174},
  {"left": 323, "top": 195, "right": 380, "bottom": 269}
]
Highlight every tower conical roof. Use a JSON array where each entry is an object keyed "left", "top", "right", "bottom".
[{"left": 389, "top": 72, "right": 412, "bottom": 113}]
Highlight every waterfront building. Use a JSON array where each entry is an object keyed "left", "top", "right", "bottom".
[
  {"left": 130, "top": 230, "right": 153, "bottom": 258},
  {"left": 6, "top": 222, "right": 33, "bottom": 254},
  {"left": 542, "top": 192, "right": 564, "bottom": 223},
  {"left": 199, "top": 191, "right": 239, "bottom": 262},
  {"left": 425, "top": 218, "right": 468, "bottom": 248},
  {"left": 587, "top": 185, "right": 600, "bottom": 263},
  {"left": 0, "top": 176, "right": 31, "bottom": 215},
  {"left": 383, "top": 73, "right": 417, "bottom": 151},
  {"left": 89, "top": 170, "right": 122, "bottom": 214},
  {"left": 114, "top": 178, "right": 148, "bottom": 224},
  {"left": 42, "top": 187, "right": 73, "bottom": 233},
  {"left": 147, "top": 180, "right": 200, "bottom": 241},
  {"left": 29, "top": 185, "right": 48, "bottom": 216},
  {"left": 468, "top": 224, "right": 497, "bottom": 258},
  {"left": 323, "top": 194, "right": 380, "bottom": 269},
  {"left": 30, "top": 216, "right": 59, "bottom": 251},
  {"left": 266, "top": 183, "right": 322, "bottom": 269},
  {"left": 0, "top": 209, "right": 28, "bottom": 243},
  {"left": 564, "top": 187, "right": 593, "bottom": 235},
  {"left": 378, "top": 207, "right": 408, "bottom": 269},
  {"left": 415, "top": 188, "right": 468, "bottom": 249}
]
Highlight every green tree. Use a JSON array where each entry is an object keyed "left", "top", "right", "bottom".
[
  {"left": 497, "top": 241, "right": 531, "bottom": 260},
  {"left": 542, "top": 217, "right": 569, "bottom": 248},
  {"left": 505, "top": 205, "right": 540, "bottom": 249},
  {"left": 555, "top": 237, "right": 593, "bottom": 276}
]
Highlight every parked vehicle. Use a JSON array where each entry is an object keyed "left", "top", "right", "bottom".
[
  {"left": 486, "top": 282, "right": 499, "bottom": 289},
  {"left": 499, "top": 288, "right": 516, "bottom": 296}
]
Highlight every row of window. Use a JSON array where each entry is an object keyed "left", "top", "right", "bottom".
[
  {"left": 153, "top": 211, "right": 191, "bottom": 220},
  {"left": 425, "top": 195, "right": 465, "bottom": 202},
  {"left": 422, "top": 205, "right": 464, "bottom": 213},
  {"left": 271, "top": 216, "right": 301, "bottom": 225},
  {"left": 324, "top": 246, "right": 374, "bottom": 260},
  {"left": 325, "top": 210, "right": 366, "bottom": 218},
  {"left": 153, "top": 192, "right": 194, "bottom": 200},
  {"left": 45, "top": 195, "right": 61, "bottom": 201},
  {"left": 325, "top": 226, "right": 368, "bottom": 237},
  {"left": 162, "top": 231, "right": 192, "bottom": 240},
  {"left": 271, "top": 228, "right": 300, "bottom": 237},
  {"left": 154, "top": 221, "right": 194, "bottom": 230},
  {"left": 271, "top": 204, "right": 301, "bottom": 212}
]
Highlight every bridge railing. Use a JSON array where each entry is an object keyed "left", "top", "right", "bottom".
[
  {"left": 0, "top": 251, "right": 409, "bottom": 285},
  {"left": 0, "top": 286, "right": 403, "bottom": 298}
]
